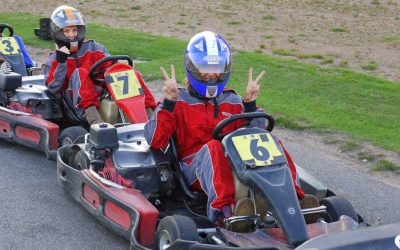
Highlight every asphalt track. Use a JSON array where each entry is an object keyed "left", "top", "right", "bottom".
[{"left": 0, "top": 132, "right": 399, "bottom": 249}]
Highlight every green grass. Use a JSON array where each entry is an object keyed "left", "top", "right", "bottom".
[
  {"left": 361, "top": 61, "right": 378, "bottom": 71},
  {"left": 321, "top": 58, "right": 334, "bottom": 64},
  {"left": 339, "top": 141, "right": 362, "bottom": 152},
  {"left": 2, "top": 12, "right": 400, "bottom": 154},
  {"left": 373, "top": 160, "right": 400, "bottom": 174},
  {"left": 263, "top": 15, "right": 277, "bottom": 21},
  {"left": 272, "top": 48, "right": 325, "bottom": 60},
  {"left": 275, "top": 117, "right": 305, "bottom": 130},
  {"left": 357, "top": 151, "right": 375, "bottom": 162},
  {"left": 382, "top": 35, "right": 400, "bottom": 43},
  {"left": 331, "top": 27, "right": 347, "bottom": 33},
  {"left": 228, "top": 21, "right": 241, "bottom": 25},
  {"left": 131, "top": 5, "right": 141, "bottom": 10}
]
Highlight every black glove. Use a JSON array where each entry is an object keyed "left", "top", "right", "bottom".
[
  {"left": 55, "top": 44, "right": 70, "bottom": 63},
  {"left": 56, "top": 50, "right": 69, "bottom": 63}
]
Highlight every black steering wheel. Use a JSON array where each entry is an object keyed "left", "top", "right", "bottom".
[
  {"left": 0, "top": 23, "right": 14, "bottom": 37},
  {"left": 212, "top": 112, "right": 275, "bottom": 140},
  {"left": 88, "top": 55, "right": 133, "bottom": 84}
]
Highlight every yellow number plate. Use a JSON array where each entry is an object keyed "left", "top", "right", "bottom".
[
  {"left": 0, "top": 37, "right": 21, "bottom": 55},
  {"left": 107, "top": 70, "right": 142, "bottom": 100},
  {"left": 231, "top": 133, "right": 285, "bottom": 167}
]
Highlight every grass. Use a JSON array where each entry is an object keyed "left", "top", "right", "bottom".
[
  {"left": 272, "top": 48, "right": 325, "bottom": 60},
  {"left": 382, "top": 35, "right": 400, "bottom": 43},
  {"left": 373, "top": 160, "right": 400, "bottom": 174},
  {"left": 263, "top": 15, "right": 277, "bottom": 21},
  {"left": 131, "top": 5, "right": 141, "bottom": 10},
  {"left": 331, "top": 27, "right": 347, "bottom": 33},
  {"left": 275, "top": 117, "right": 305, "bottom": 130},
  {"left": 263, "top": 34, "right": 273, "bottom": 39},
  {"left": 339, "top": 141, "right": 362, "bottom": 152},
  {"left": 357, "top": 151, "right": 376, "bottom": 162},
  {"left": 321, "top": 58, "right": 334, "bottom": 64},
  {"left": 361, "top": 61, "right": 378, "bottom": 71},
  {"left": 2, "top": 12, "right": 400, "bottom": 154},
  {"left": 339, "top": 60, "right": 349, "bottom": 67},
  {"left": 228, "top": 21, "right": 241, "bottom": 25}
]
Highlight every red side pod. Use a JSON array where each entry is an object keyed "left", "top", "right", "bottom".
[
  {"left": 17, "top": 114, "right": 59, "bottom": 150},
  {"left": 82, "top": 184, "right": 100, "bottom": 209},
  {"left": 104, "top": 201, "right": 131, "bottom": 230},
  {"left": 0, "top": 120, "right": 11, "bottom": 136},
  {"left": 107, "top": 188, "right": 158, "bottom": 246},
  {"left": 15, "top": 126, "right": 40, "bottom": 144},
  {"left": 0, "top": 109, "right": 59, "bottom": 150},
  {"left": 85, "top": 170, "right": 159, "bottom": 247}
]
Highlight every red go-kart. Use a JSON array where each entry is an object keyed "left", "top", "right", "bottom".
[
  {"left": 0, "top": 25, "right": 150, "bottom": 159},
  {"left": 57, "top": 110, "right": 400, "bottom": 249}
]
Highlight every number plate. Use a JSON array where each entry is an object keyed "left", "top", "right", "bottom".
[
  {"left": 0, "top": 37, "right": 21, "bottom": 55},
  {"left": 106, "top": 69, "right": 143, "bottom": 100},
  {"left": 231, "top": 133, "right": 286, "bottom": 167}
]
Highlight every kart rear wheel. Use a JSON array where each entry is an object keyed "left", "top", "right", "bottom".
[
  {"left": 320, "top": 196, "right": 358, "bottom": 223},
  {"left": 156, "top": 215, "right": 198, "bottom": 250},
  {"left": 73, "top": 150, "right": 89, "bottom": 170},
  {"left": 59, "top": 126, "right": 87, "bottom": 147}
]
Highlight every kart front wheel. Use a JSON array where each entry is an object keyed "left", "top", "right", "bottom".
[
  {"left": 320, "top": 196, "right": 358, "bottom": 223},
  {"left": 73, "top": 150, "right": 89, "bottom": 170},
  {"left": 59, "top": 126, "right": 87, "bottom": 147},
  {"left": 156, "top": 215, "right": 198, "bottom": 250}
]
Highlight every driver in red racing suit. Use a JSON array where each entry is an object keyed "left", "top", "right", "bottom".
[
  {"left": 44, "top": 5, "right": 156, "bottom": 125},
  {"left": 144, "top": 31, "right": 306, "bottom": 231}
]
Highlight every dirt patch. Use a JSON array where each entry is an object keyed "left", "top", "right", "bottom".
[{"left": 5, "top": 0, "right": 400, "bottom": 82}]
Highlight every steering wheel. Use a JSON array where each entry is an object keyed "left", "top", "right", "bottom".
[
  {"left": 0, "top": 23, "right": 14, "bottom": 37},
  {"left": 88, "top": 55, "right": 133, "bottom": 84},
  {"left": 212, "top": 112, "right": 275, "bottom": 140}
]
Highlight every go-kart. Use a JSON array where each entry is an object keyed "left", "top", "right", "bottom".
[
  {"left": 0, "top": 26, "right": 150, "bottom": 160},
  {"left": 56, "top": 111, "right": 400, "bottom": 250}
]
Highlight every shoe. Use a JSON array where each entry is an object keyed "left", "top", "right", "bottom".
[
  {"left": 84, "top": 106, "right": 104, "bottom": 125},
  {"left": 231, "top": 198, "right": 255, "bottom": 233},
  {"left": 300, "top": 194, "right": 320, "bottom": 223},
  {"left": 215, "top": 204, "right": 233, "bottom": 228}
]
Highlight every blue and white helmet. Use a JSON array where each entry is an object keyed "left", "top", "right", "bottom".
[{"left": 184, "top": 31, "right": 232, "bottom": 98}]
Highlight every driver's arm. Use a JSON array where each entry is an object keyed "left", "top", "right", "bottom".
[
  {"left": 144, "top": 98, "right": 177, "bottom": 149},
  {"left": 44, "top": 52, "right": 67, "bottom": 95},
  {"left": 14, "top": 35, "right": 34, "bottom": 68},
  {"left": 243, "top": 100, "right": 267, "bottom": 129}
]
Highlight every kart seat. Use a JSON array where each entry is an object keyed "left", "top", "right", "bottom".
[
  {"left": 169, "top": 138, "right": 206, "bottom": 202},
  {"left": 60, "top": 93, "right": 86, "bottom": 125}
]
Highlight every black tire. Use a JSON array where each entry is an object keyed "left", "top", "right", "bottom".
[
  {"left": 320, "top": 196, "right": 358, "bottom": 223},
  {"left": 156, "top": 215, "right": 198, "bottom": 250},
  {"left": 63, "top": 145, "right": 81, "bottom": 167},
  {"left": 59, "top": 126, "right": 87, "bottom": 147},
  {"left": 73, "top": 150, "right": 89, "bottom": 170}
]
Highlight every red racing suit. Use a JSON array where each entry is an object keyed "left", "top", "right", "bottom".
[
  {"left": 144, "top": 87, "right": 304, "bottom": 221},
  {"left": 44, "top": 39, "right": 156, "bottom": 121}
]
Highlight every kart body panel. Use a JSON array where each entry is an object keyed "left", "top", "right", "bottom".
[
  {"left": 57, "top": 146, "right": 159, "bottom": 248},
  {"left": 104, "top": 63, "right": 147, "bottom": 124}
]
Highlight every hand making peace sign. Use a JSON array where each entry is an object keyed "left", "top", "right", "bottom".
[
  {"left": 160, "top": 65, "right": 179, "bottom": 101},
  {"left": 243, "top": 68, "right": 266, "bottom": 102}
]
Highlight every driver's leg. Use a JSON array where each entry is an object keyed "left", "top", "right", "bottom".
[
  {"left": 68, "top": 68, "right": 103, "bottom": 124},
  {"left": 181, "top": 140, "right": 235, "bottom": 221}
]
